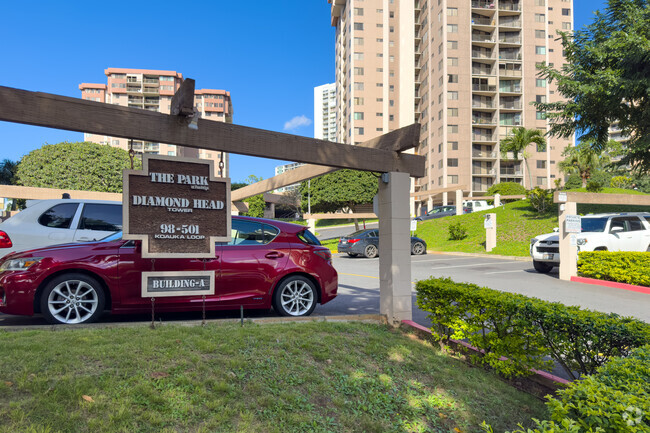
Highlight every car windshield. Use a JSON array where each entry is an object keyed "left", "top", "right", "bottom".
[
  {"left": 581, "top": 218, "right": 608, "bottom": 233},
  {"left": 99, "top": 231, "right": 123, "bottom": 242}
]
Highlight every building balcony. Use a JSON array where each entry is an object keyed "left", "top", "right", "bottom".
[
  {"left": 472, "top": 117, "right": 497, "bottom": 125},
  {"left": 472, "top": 133, "right": 496, "bottom": 142},
  {"left": 500, "top": 169, "right": 523, "bottom": 176},
  {"left": 499, "top": 69, "right": 522, "bottom": 77},
  {"left": 499, "top": 19, "right": 521, "bottom": 27},
  {"left": 472, "top": 101, "right": 495, "bottom": 109},
  {"left": 498, "top": 53, "right": 521, "bottom": 60},
  {"left": 143, "top": 87, "right": 159, "bottom": 95},
  {"left": 126, "top": 86, "right": 142, "bottom": 93},
  {"left": 143, "top": 78, "right": 159, "bottom": 85},
  {"left": 472, "top": 16, "right": 495, "bottom": 26},
  {"left": 471, "top": 1, "right": 496, "bottom": 9},
  {"left": 499, "top": 2, "right": 521, "bottom": 12},
  {"left": 499, "top": 86, "right": 522, "bottom": 94},
  {"left": 472, "top": 51, "right": 495, "bottom": 60},
  {"left": 499, "top": 101, "right": 522, "bottom": 110},
  {"left": 472, "top": 168, "right": 496, "bottom": 175},
  {"left": 126, "top": 77, "right": 141, "bottom": 84},
  {"left": 472, "top": 68, "right": 495, "bottom": 76},
  {"left": 473, "top": 150, "right": 497, "bottom": 158},
  {"left": 472, "top": 84, "right": 497, "bottom": 92},
  {"left": 498, "top": 36, "right": 521, "bottom": 45},
  {"left": 472, "top": 34, "right": 495, "bottom": 43}
]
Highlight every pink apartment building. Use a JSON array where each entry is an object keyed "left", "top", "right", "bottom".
[{"left": 79, "top": 68, "right": 233, "bottom": 176}]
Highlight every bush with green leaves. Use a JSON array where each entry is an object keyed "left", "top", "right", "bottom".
[
  {"left": 578, "top": 251, "right": 650, "bottom": 287},
  {"left": 447, "top": 221, "right": 468, "bottom": 240},
  {"left": 563, "top": 174, "right": 582, "bottom": 190},
  {"left": 609, "top": 175, "right": 632, "bottom": 189},
  {"left": 490, "top": 345, "right": 650, "bottom": 433},
  {"left": 586, "top": 179, "right": 604, "bottom": 192},
  {"left": 526, "top": 187, "right": 554, "bottom": 213},
  {"left": 486, "top": 182, "right": 527, "bottom": 201},
  {"left": 416, "top": 277, "right": 650, "bottom": 379}
]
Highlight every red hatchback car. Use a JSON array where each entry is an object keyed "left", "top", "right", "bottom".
[{"left": 0, "top": 217, "right": 337, "bottom": 324}]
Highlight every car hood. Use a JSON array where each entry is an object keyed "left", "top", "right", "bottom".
[{"left": 534, "top": 233, "right": 558, "bottom": 242}]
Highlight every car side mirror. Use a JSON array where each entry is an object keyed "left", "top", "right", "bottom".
[{"left": 610, "top": 226, "right": 624, "bottom": 234}]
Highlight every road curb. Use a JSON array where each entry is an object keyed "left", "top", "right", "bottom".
[{"left": 570, "top": 276, "right": 650, "bottom": 295}]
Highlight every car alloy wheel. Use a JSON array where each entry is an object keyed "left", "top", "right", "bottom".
[
  {"left": 411, "top": 241, "right": 426, "bottom": 255},
  {"left": 273, "top": 276, "right": 317, "bottom": 317},
  {"left": 364, "top": 244, "right": 378, "bottom": 258},
  {"left": 41, "top": 273, "right": 105, "bottom": 324}
]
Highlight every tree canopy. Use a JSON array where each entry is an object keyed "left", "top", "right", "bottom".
[
  {"left": 499, "top": 127, "right": 546, "bottom": 188},
  {"left": 535, "top": 0, "right": 650, "bottom": 174},
  {"left": 300, "top": 169, "right": 378, "bottom": 214},
  {"left": 0, "top": 159, "right": 17, "bottom": 185},
  {"left": 16, "top": 141, "right": 140, "bottom": 193},
  {"left": 558, "top": 142, "right": 610, "bottom": 188}
]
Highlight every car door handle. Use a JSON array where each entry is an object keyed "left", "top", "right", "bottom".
[{"left": 265, "top": 252, "right": 285, "bottom": 259}]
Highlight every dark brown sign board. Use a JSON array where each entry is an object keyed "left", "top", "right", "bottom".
[
  {"left": 123, "top": 155, "right": 231, "bottom": 258},
  {"left": 141, "top": 271, "right": 215, "bottom": 298}
]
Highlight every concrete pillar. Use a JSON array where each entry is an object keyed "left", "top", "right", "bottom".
[
  {"left": 455, "top": 189, "right": 463, "bottom": 215},
  {"left": 442, "top": 191, "right": 448, "bottom": 206},
  {"left": 427, "top": 196, "right": 434, "bottom": 213},
  {"left": 484, "top": 213, "right": 496, "bottom": 252},
  {"left": 494, "top": 193, "right": 501, "bottom": 207},
  {"left": 559, "top": 201, "right": 578, "bottom": 281},
  {"left": 263, "top": 203, "right": 275, "bottom": 219},
  {"left": 378, "top": 172, "right": 412, "bottom": 324},
  {"left": 307, "top": 218, "right": 316, "bottom": 233}
]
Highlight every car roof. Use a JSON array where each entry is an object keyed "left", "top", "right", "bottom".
[
  {"left": 25, "top": 198, "right": 121, "bottom": 208},
  {"left": 581, "top": 212, "right": 650, "bottom": 218},
  {"left": 233, "top": 215, "right": 306, "bottom": 233}
]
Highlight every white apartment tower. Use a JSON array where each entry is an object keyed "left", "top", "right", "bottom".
[{"left": 314, "top": 83, "right": 338, "bottom": 141}]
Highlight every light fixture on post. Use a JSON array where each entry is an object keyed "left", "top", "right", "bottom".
[{"left": 188, "top": 109, "right": 200, "bottom": 130}]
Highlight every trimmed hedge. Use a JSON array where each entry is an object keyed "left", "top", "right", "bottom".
[
  {"left": 578, "top": 251, "right": 650, "bottom": 287},
  {"left": 499, "top": 345, "right": 650, "bottom": 433},
  {"left": 416, "top": 277, "right": 650, "bottom": 379}
]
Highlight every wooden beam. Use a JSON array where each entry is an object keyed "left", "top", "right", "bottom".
[
  {"left": 0, "top": 86, "right": 425, "bottom": 177},
  {"left": 231, "top": 124, "right": 420, "bottom": 201},
  {"left": 170, "top": 78, "right": 195, "bottom": 116},
  {"left": 410, "top": 185, "right": 469, "bottom": 198},
  {"left": 553, "top": 191, "right": 650, "bottom": 205},
  {"left": 303, "top": 212, "right": 377, "bottom": 220}
]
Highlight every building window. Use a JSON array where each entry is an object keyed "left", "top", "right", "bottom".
[
  {"left": 536, "top": 46, "right": 546, "bottom": 55},
  {"left": 535, "top": 30, "right": 545, "bottom": 38},
  {"left": 448, "top": 141, "right": 458, "bottom": 150},
  {"left": 389, "top": 100, "right": 394, "bottom": 106},
  {"left": 389, "top": 85, "right": 394, "bottom": 92},
  {"left": 353, "top": 52, "right": 364, "bottom": 60},
  {"left": 353, "top": 112, "right": 364, "bottom": 120},
  {"left": 448, "top": 40, "right": 458, "bottom": 49},
  {"left": 354, "top": 7, "right": 363, "bottom": 15},
  {"left": 354, "top": 37, "right": 364, "bottom": 45},
  {"left": 354, "top": 22, "right": 364, "bottom": 30},
  {"left": 354, "top": 67, "right": 364, "bottom": 75},
  {"left": 448, "top": 175, "right": 458, "bottom": 184},
  {"left": 447, "top": 24, "right": 458, "bottom": 33},
  {"left": 562, "top": 22, "right": 571, "bottom": 30},
  {"left": 536, "top": 79, "right": 547, "bottom": 87},
  {"left": 448, "top": 108, "right": 458, "bottom": 117},
  {"left": 354, "top": 97, "right": 364, "bottom": 105},
  {"left": 537, "top": 143, "right": 546, "bottom": 152},
  {"left": 447, "top": 7, "right": 458, "bottom": 15},
  {"left": 448, "top": 91, "right": 458, "bottom": 100},
  {"left": 535, "top": 13, "right": 546, "bottom": 22},
  {"left": 354, "top": 82, "right": 364, "bottom": 90},
  {"left": 536, "top": 95, "right": 546, "bottom": 103},
  {"left": 537, "top": 160, "right": 547, "bottom": 169},
  {"left": 448, "top": 125, "right": 458, "bottom": 134},
  {"left": 389, "top": 114, "right": 394, "bottom": 121},
  {"left": 376, "top": 112, "right": 383, "bottom": 117},
  {"left": 376, "top": 83, "right": 383, "bottom": 87},
  {"left": 448, "top": 74, "right": 458, "bottom": 83},
  {"left": 447, "top": 158, "right": 459, "bottom": 167},
  {"left": 536, "top": 111, "right": 546, "bottom": 120},
  {"left": 535, "top": 0, "right": 545, "bottom": 5},
  {"left": 354, "top": 127, "right": 364, "bottom": 135},
  {"left": 448, "top": 57, "right": 458, "bottom": 66},
  {"left": 562, "top": 8, "right": 571, "bottom": 15},
  {"left": 537, "top": 176, "right": 548, "bottom": 186}
]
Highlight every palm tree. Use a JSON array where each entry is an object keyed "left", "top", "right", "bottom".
[
  {"left": 499, "top": 127, "right": 546, "bottom": 189},
  {"left": 558, "top": 143, "right": 608, "bottom": 188}
]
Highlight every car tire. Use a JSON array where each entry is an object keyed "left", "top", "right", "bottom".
[
  {"left": 411, "top": 241, "right": 426, "bottom": 255},
  {"left": 273, "top": 275, "right": 317, "bottom": 317},
  {"left": 533, "top": 261, "right": 554, "bottom": 274},
  {"left": 364, "top": 244, "right": 378, "bottom": 258},
  {"left": 347, "top": 252, "right": 359, "bottom": 257},
  {"left": 40, "top": 273, "right": 106, "bottom": 325}
]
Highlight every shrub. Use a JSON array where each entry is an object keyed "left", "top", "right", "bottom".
[
  {"left": 610, "top": 175, "right": 632, "bottom": 189},
  {"left": 416, "top": 277, "right": 650, "bottom": 379},
  {"left": 486, "top": 182, "right": 527, "bottom": 201},
  {"left": 586, "top": 179, "right": 604, "bottom": 192},
  {"left": 448, "top": 221, "right": 468, "bottom": 240},
  {"left": 578, "top": 251, "right": 650, "bottom": 287},
  {"left": 500, "top": 345, "right": 650, "bottom": 433},
  {"left": 563, "top": 174, "right": 582, "bottom": 190},
  {"left": 526, "top": 187, "right": 553, "bottom": 213}
]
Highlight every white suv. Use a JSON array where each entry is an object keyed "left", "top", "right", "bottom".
[
  {"left": 0, "top": 199, "right": 122, "bottom": 257},
  {"left": 530, "top": 213, "right": 650, "bottom": 273}
]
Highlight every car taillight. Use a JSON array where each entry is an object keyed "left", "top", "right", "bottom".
[
  {"left": 347, "top": 238, "right": 360, "bottom": 244},
  {"left": 0, "top": 231, "right": 12, "bottom": 249},
  {"left": 314, "top": 249, "right": 332, "bottom": 262}
]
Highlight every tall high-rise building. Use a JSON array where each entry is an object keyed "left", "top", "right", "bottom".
[
  {"left": 329, "top": 0, "right": 574, "bottom": 214},
  {"left": 314, "top": 83, "right": 338, "bottom": 141},
  {"left": 79, "top": 68, "right": 233, "bottom": 177}
]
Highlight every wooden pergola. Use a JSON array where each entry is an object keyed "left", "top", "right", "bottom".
[{"left": 0, "top": 84, "right": 426, "bottom": 323}]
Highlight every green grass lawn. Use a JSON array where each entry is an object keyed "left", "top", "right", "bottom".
[
  {"left": 0, "top": 322, "right": 547, "bottom": 433},
  {"left": 415, "top": 194, "right": 650, "bottom": 257}
]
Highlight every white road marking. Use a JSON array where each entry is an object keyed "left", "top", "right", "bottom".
[
  {"left": 411, "top": 257, "right": 474, "bottom": 263},
  {"left": 484, "top": 269, "right": 526, "bottom": 275}
]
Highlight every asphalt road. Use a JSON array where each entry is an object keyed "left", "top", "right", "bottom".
[{"left": 2, "top": 252, "right": 647, "bottom": 328}]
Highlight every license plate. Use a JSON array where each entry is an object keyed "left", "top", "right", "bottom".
[{"left": 543, "top": 253, "right": 553, "bottom": 260}]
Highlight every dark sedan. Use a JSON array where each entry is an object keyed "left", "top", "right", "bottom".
[
  {"left": 414, "top": 205, "right": 459, "bottom": 221},
  {"left": 0, "top": 216, "right": 337, "bottom": 324},
  {"left": 337, "top": 229, "right": 427, "bottom": 258}
]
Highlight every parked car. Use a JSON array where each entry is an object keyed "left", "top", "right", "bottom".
[
  {"left": 462, "top": 200, "right": 495, "bottom": 213},
  {"left": 530, "top": 213, "right": 650, "bottom": 273},
  {"left": 337, "top": 229, "right": 427, "bottom": 258},
  {"left": 414, "top": 205, "right": 458, "bottom": 221},
  {"left": 0, "top": 216, "right": 337, "bottom": 324},
  {"left": 0, "top": 199, "right": 122, "bottom": 258}
]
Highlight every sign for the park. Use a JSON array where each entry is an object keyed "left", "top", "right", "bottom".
[{"left": 123, "top": 155, "right": 231, "bottom": 258}]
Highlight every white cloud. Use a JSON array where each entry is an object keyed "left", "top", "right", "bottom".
[{"left": 283, "top": 115, "right": 312, "bottom": 131}]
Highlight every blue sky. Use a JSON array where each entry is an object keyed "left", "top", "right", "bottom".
[{"left": 0, "top": 0, "right": 606, "bottom": 183}]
